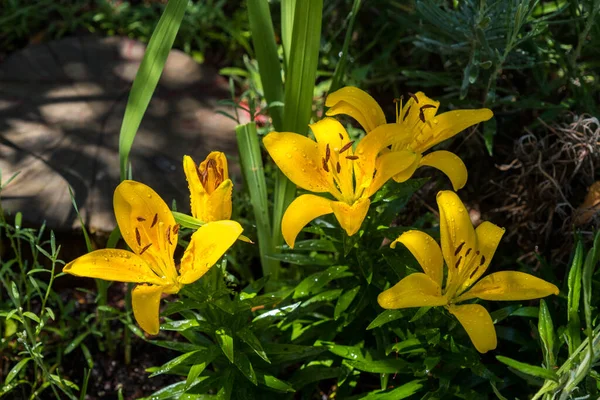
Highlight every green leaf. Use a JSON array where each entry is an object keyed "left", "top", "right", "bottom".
[
  {"left": 184, "top": 347, "right": 220, "bottom": 389},
  {"left": 22, "top": 311, "right": 40, "bottom": 324},
  {"left": 334, "top": 286, "right": 361, "bottom": 320},
  {"left": 148, "top": 349, "right": 203, "bottom": 378},
  {"left": 367, "top": 310, "right": 405, "bottom": 330},
  {"left": 496, "top": 355, "right": 558, "bottom": 381},
  {"left": 358, "top": 379, "right": 425, "bottom": 400},
  {"left": 567, "top": 239, "right": 583, "bottom": 354},
  {"left": 236, "top": 123, "right": 278, "bottom": 279},
  {"left": 289, "top": 365, "right": 340, "bottom": 389},
  {"left": 291, "top": 239, "right": 338, "bottom": 252},
  {"left": 4, "top": 358, "right": 31, "bottom": 385},
  {"left": 235, "top": 352, "right": 258, "bottom": 385},
  {"left": 118, "top": 0, "right": 187, "bottom": 180},
  {"left": 538, "top": 299, "right": 555, "bottom": 369},
  {"left": 64, "top": 332, "right": 90, "bottom": 355},
  {"left": 344, "top": 358, "right": 409, "bottom": 374},
  {"left": 247, "top": 0, "right": 284, "bottom": 130},
  {"left": 583, "top": 231, "right": 600, "bottom": 339},
  {"left": 236, "top": 327, "right": 270, "bottom": 363},
  {"left": 263, "top": 344, "right": 329, "bottom": 363},
  {"left": 327, "top": 343, "right": 367, "bottom": 361},
  {"left": 10, "top": 282, "right": 19, "bottom": 305},
  {"left": 216, "top": 327, "right": 235, "bottom": 363},
  {"left": 257, "top": 373, "right": 295, "bottom": 392},
  {"left": 329, "top": 0, "right": 362, "bottom": 93},
  {"left": 294, "top": 266, "right": 353, "bottom": 298}
]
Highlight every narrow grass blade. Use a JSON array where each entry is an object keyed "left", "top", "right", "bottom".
[
  {"left": 273, "top": 0, "right": 324, "bottom": 252},
  {"left": 329, "top": 0, "right": 362, "bottom": 94},
  {"left": 281, "top": 0, "right": 297, "bottom": 68},
  {"left": 118, "top": 0, "right": 187, "bottom": 180},
  {"left": 247, "top": 0, "right": 284, "bottom": 130},
  {"left": 236, "top": 122, "right": 279, "bottom": 278},
  {"left": 567, "top": 238, "right": 583, "bottom": 355},
  {"left": 496, "top": 355, "right": 558, "bottom": 382}
]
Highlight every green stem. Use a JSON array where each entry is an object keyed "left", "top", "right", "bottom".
[{"left": 235, "top": 123, "right": 279, "bottom": 279}]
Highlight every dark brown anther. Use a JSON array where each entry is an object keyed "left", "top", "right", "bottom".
[
  {"left": 151, "top": 213, "right": 158, "bottom": 228},
  {"left": 476, "top": 250, "right": 480, "bottom": 255},
  {"left": 469, "top": 266, "right": 479, "bottom": 279},
  {"left": 136, "top": 217, "right": 146, "bottom": 222},
  {"left": 200, "top": 167, "right": 209, "bottom": 186},
  {"left": 338, "top": 132, "right": 344, "bottom": 140},
  {"left": 455, "top": 256, "right": 462, "bottom": 268},
  {"left": 393, "top": 95, "right": 404, "bottom": 103},
  {"left": 336, "top": 162, "right": 341, "bottom": 174},
  {"left": 166, "top": 226, "right": 172, "bottom": 245},
  {"left": 407, "top": 92, "right": 418, "bottom": 103},
  {"left": 480, "top": 255, "right": 486, "bottom": 266},
  {"left": 419, "top": 105, "right": 436, "bottom": 123},
  {"left": 135, "top": 227, "right": 141, "bottom": 246},
  {"left": 345, "top": 155, "right": 359, "bottom": 160},
  {"left": 173, "top": 224, "right": 180, "bottom": 235},
  {"left": 339, "top": 141, "right": 355, "bottom": 154},
  {"left": 403, "top": 106, "right": 411, "bottom": 122},
  {"left": 465, "top": 248, "right": 472, "bottom": 257},
  {"left": 325, "top": 143, "right": 331, "bottom": 163},
  {"left": 140, "top": 243, "right": 152, "bottom": 255},
  {"left": 322, "top": 158, "right": 330, "bottom": 172},
  {"left": 454, "top": 241, "right": 465, "bottom": 256}
]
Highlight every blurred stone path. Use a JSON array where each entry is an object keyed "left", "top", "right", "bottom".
[{"left": 0, "top": 36, "right": 238, "bottom": 232}]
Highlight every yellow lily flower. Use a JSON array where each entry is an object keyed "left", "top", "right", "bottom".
[
  {"left": 378, "top": 191, "right": 559, "bottom": 353},
  {"left": 183, "top": 152, "right": 233, "bottom": 222},
  {"left": 263, "top": 117, "right": 417, "bottom": 248},
  {"left": 325, "top": 86, "right": 493, "bottom": 190},
  {"left": 63, "top": 180, "right": 243, "bottom": 335}
]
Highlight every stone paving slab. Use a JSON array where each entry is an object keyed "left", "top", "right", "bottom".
[{"left": 0, "top": 36, "right": 239, "bottom": 232}]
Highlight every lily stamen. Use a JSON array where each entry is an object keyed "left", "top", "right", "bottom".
[
  {"left": 403, "top": 105, "right": 411, "bottom": 122},
  {"left": 151, "top": 214, "right": 158, "bottom": 228},
  {"left": 339, "top": 141, "right": 354, "bottom": 154},
  {"left": 407, "top": 92, "right": 418, "bottom": 103},
  {"left": 139, "top": 243, "right": 152, "bottom": 255},
  {"left": 346, "top": 155, "right": 359, "bottom": 160},
  {"left": 135, "top": 227, "right": 141, "bottom": 246}
]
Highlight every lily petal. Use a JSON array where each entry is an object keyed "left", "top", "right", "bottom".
[
  {"left": 419, "top": 151, "right": 468, "bottom": 191},
  {"left": 391, "top": 231, "right": 443, "bottom": 288},
  {"left": 378, "top": 273, "right": 446, "bottom": 309},
  {"left": 456, "top": 271, "right": 560, "bottom": 302},
  {"left": 448, "top": 304, "right": 497, "bottom": 353},
  {"left": 310, "top": 117, "right": 351, "bottom": 145},
  {"left": 281, "top": 194, "right": 333, "bottom": 248},
  {"left": 423, "top": 108, "right": 493, "bottom": 150},
  {"left": 178, "top": 220, "right": 243, "bottom": 284},
  {"left": 63, "top": 249, "right": 165, "bottom": 286},
  {"left": 203, "top": 180, "right": 233, "bottom": 222},
  {"left": 436, "top": 191, "right": 476, "bottom": 289},
  {"left": 132, "top": 284, "right": 165, "bottom": 335},
  {"left": 458, "top": 222, "right": 505, "bottom": 293},
  {"left": 331, "top": 198, "right": 370, "bottom": 236},
  {"left": 392, "top": 157, "right": 421, "bottom": 183},
  {"left": 366, "top": 150, "right": 418, "bottom": 197},
  {"left": 325, "top": 86, "right": 387, "bottom": 132},
  {"left": 199, "top": 152, "right": 229, "bottom": 193},
  {"left": 113, "top": 181, "right": 178, "bottom": 261},
  {"left": 183, "top": 155, "right": 207, "bottom": 218},
  {"left": 263, "top": 132, "right": 330, "bottom": 193},
  {"left": 354, "top": 123, "right": 411, "bottom": 189}
]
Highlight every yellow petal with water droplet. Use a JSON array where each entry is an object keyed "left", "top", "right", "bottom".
[
  {"left": 448, "top": 304, "right": 497, "bottom": 353},
  {"left": 325, "top": 86, "right": 387, "bottom": 132},
  {"left": 281, "top": 194, "right": 333, "bottom": 248},
  {"left": 63, "top": 249, "right": 165, "bottom": 285},
  {"left": 132, "top": 284, "right": 165, "bottom": 335},
  {"left": 378, "top": 273, "right": 446, "bottom": 309},
  {"left": 455, "top": 271, "right": 559, "bottom": 302},
  {"left": 178, "top": 220, "right": 243, "bottom": 284},
  {"left": 391, "top": 230, "right": 443, "bottom": 288},
  {"left": 419, "top": 150, "right": 468, "bottom": 191},
  {"left": 330, "top": 198, "right": 370, "bottom": 236},
  {"left": 366, "top": 150, "right": 418, "bottom": 197},
  {"left": 436, "top": 191, "right": 476, "bottom": 290},
  {"left": 263, "top": 132, "right": 331, "bottom": 193}
]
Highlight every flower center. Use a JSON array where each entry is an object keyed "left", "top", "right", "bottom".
[
  {"left": 319, "top": 138, "right": 366, "bottom": 204},
  {"left": 393, "top": 93, "right": 439, "bottom": 152},
  {"left": 197, "top": 158, "right": 225, "bottom": 194},
  {"left": 133, "top": 213, "right": 180, "bottom": 284},
  {"left": 445, "top": 241, "right": 487, "bottom": 300}
]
